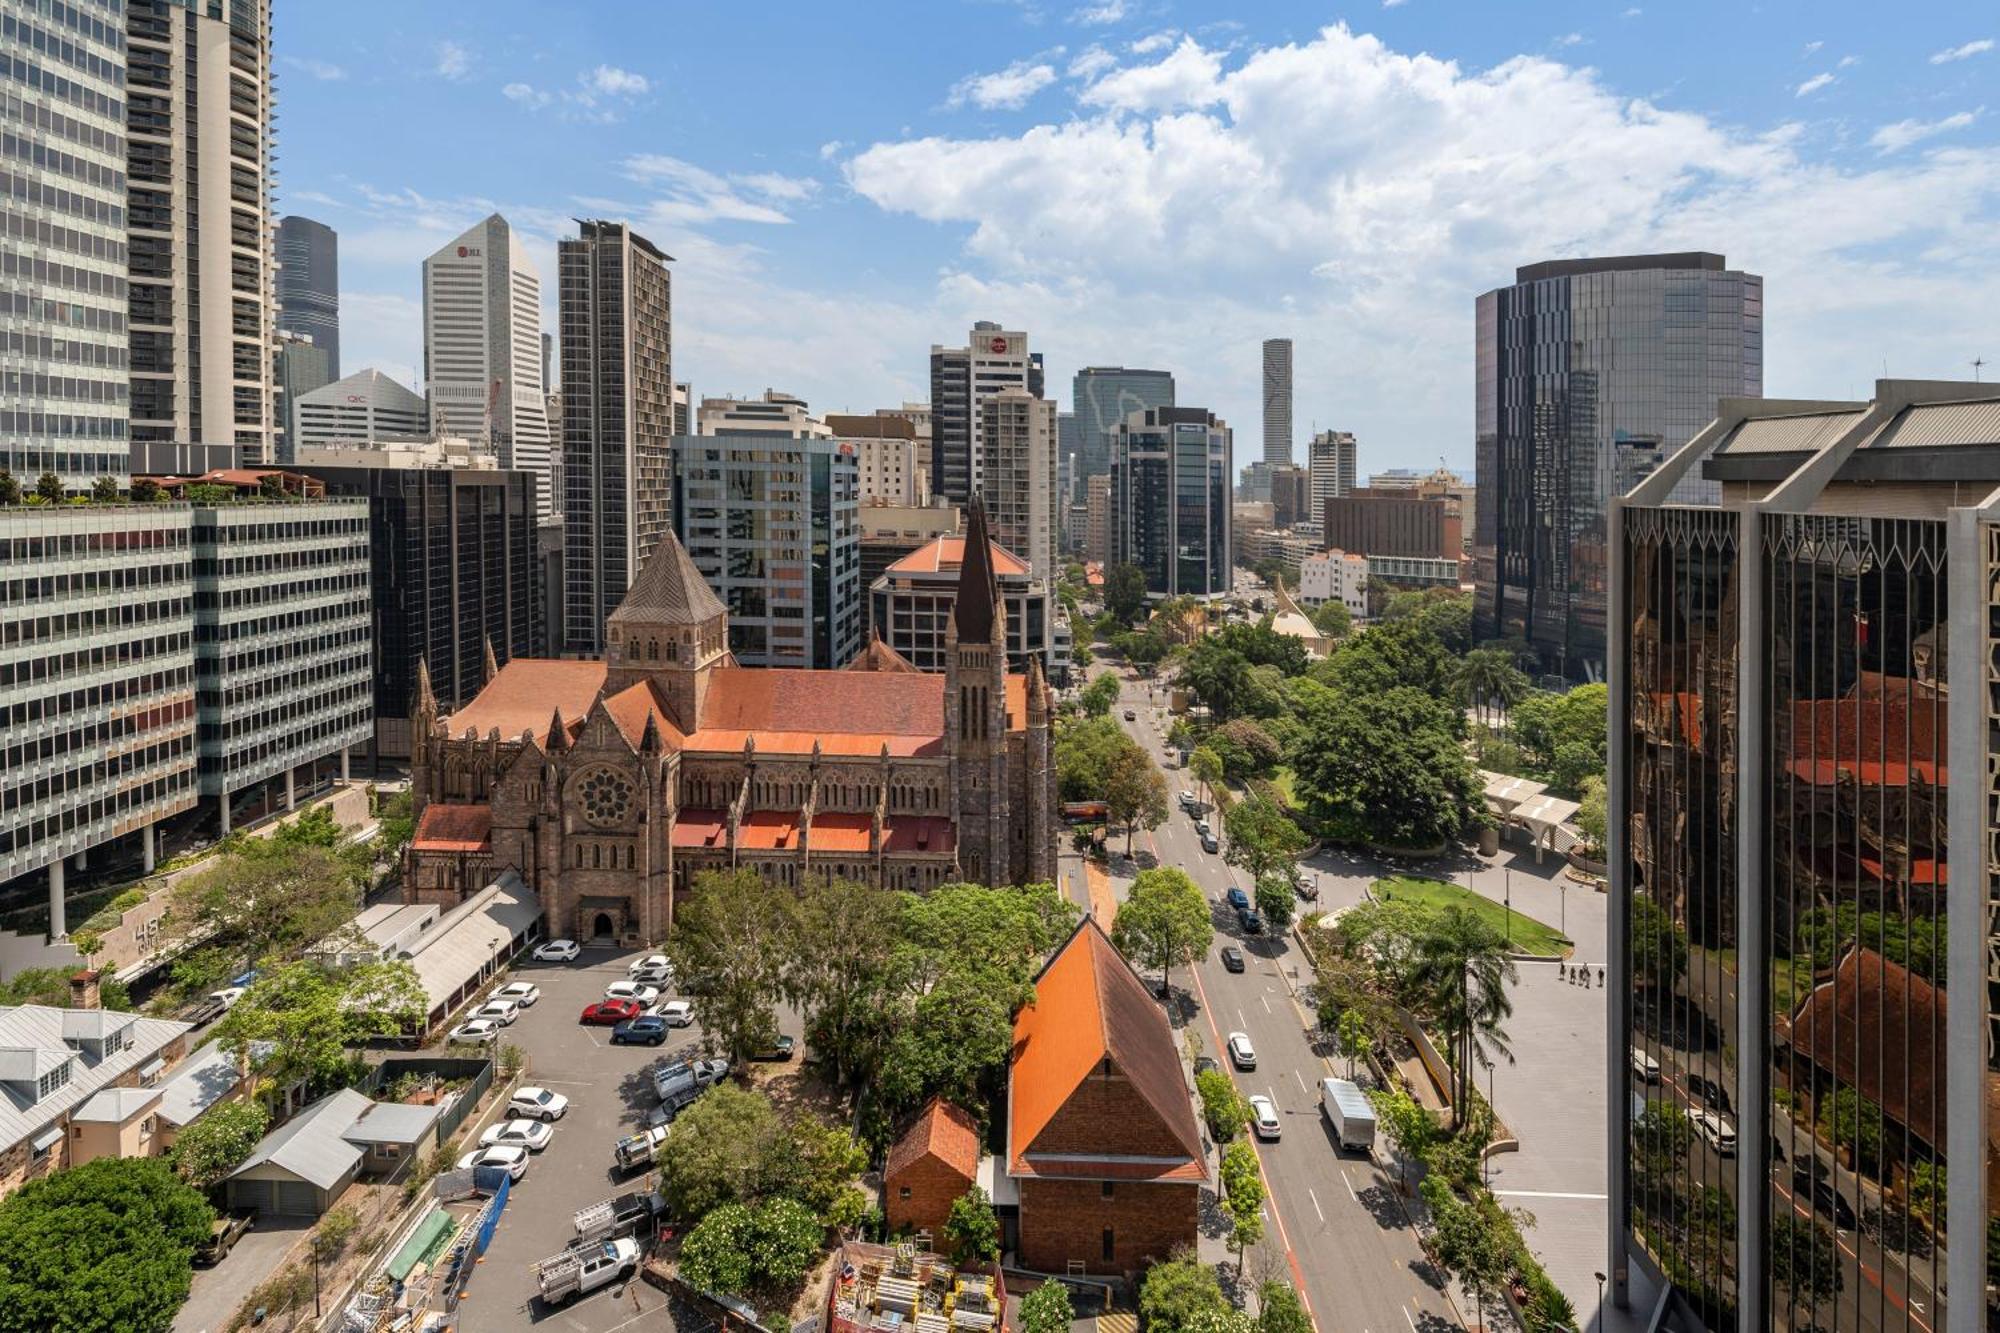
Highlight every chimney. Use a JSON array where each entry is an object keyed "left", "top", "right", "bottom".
[{"left": 69, "top": 969, "right": 102, "bottom": 1011}]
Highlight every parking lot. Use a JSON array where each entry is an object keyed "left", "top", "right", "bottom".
[{"left": 446, "top": 942, "right": 703, "bottom": 1331}]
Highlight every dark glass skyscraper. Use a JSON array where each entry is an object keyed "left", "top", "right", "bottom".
[
  {"left": 1073, "top": 367, "right": 1175, "bottom": 484},
  {"left": 1110, "top": 407, "right": 1231, "bottom": 599},
  {"left": 276, "top": 215, "right": 340, "bottom": 379},
  {"left": 1476, "top": 253, "right": 1762, "bottom": 682},
  {"left": 1610, "top": 380, "right": 1999, "bottom": 1333}
]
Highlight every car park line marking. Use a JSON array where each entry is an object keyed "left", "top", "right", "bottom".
[
  {"left": 1260, "top": 994, "right": 1272, "bottom": 1015},
  {"left": 1308, "top": 1188, "right": 1324, "bottom": 1222},
  {"left": 533, "top": 1078, "right": 596, "bottom": 1087}
]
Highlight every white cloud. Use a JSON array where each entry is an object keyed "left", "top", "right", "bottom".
[
  {"left": 1622, "top": 8, "right": 1642, "bottom": 17},
  {"left": 1129, "top": 30, "right": 1178, "bottom": 55},
  {"left": 282, "top": 56, "right": 346, "bottom": 81},
  {"left": 1796, "top": 72, "right": 1836, "bottom": 96},
  {"left": 846, "top": 22, "right": 2000, "bottom": 462},
  {"left": 622, "top": 155, "right": 818, "bottom": 225},
  {"left": 1554, "top": 32, "right": 1584, "bottom": 47},
  {"left": 819, "top": 140, "right": 847, "bottom": 161},
  {"left": 502, "top": 82, "right": 552, "bottom": 109},
  {"left": 584, "top": 65, "right": 650, "bottom": 97},
  {"left": 503, "top": 66, "right": 650, "bottom": 121},
  {"left": 1072, "top": 0, "right": 1129, "bottom": 22},
  {"left": 948, "top": 60, "right": 1059, "bottom": 110},
  {"left": 1382, "top": 0, "right": 1407, "bottom": 8},
  {"left": 1803, "top": 40, "right": 1824, "bottom": 55},
  {"left": 1837, "top": 55, "right": 1859, "bottom": 69},
  {"left": 1068, "top": 45, "right": 1117, "bottom": 80},
  {"left": 434, "top": 41, "right": 470, "bottom": 81},
  {"left": 1930, "top": 39, "right": 1993, "bottom": 64},
  {"left": 1079, "top": 37, "right": 1222, "bottom": 112},
  {"left": 1870, "top": 108, "right": 1981, "bottom": 153}
]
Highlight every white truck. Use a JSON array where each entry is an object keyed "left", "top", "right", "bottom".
[
  {"left": 574, "top": 1191, "right": 667, "bottom": 1245},
  {"left": 613, "top": 1124, "right": 669, "bottom": 1172},
  {"left": 1319, "top": 1076, "right": 1376, "bottom": 1153},
  {"left": 534, "top": 1238, "right": 639, "bottom": 1306}
]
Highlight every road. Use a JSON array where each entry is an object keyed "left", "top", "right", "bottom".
[{"left": 1103, "top": 668, "right": 1465, "bottom": 1333}]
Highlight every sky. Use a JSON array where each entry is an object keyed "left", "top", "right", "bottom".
[{"left": 273, "top": 1, "right": 1999, "bottom": 477}]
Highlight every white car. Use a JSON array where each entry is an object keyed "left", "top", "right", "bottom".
[
  {"left": 1630, "top": 1047, "right": 1661, "bottom": 1083},
  {"left": 457, "top": 1144, "right": 529, "bottom": 1181},
  {"left": 1686, "top": 1108, "right": 1736, "bottom": 1157},
  {"left": 628, "top": 954, "right": 671, "bottom": 978},
  {"left": 650, "top": 999, "right": 695, "bottom": 1027},
  {"left": 1227, "top": 1031, "right": 1257, "bottom": 1070},
  {"left": 481, "top": 1117, "right": 554, "bottom": 1153},
  {"left": 491, "top": 981, "right": 540, "bottom": 1007},
  {"left": 1248, "top": 1094, "right": 1281, "bottom": 1141},
  {"left": 472, "top": 998, "right": 521, "bottom": 1026},
  {"left": 446, "top": 1018, "right": 502, "bottom": 1046},
  {"left": 508, "top": 1086, "right": 570, "bottom": 1122},
  {"left": 604, "top": 981, "right": 661, "bottom": 1006},
  {"left": 533, "top": 939, "right": 581, "bottom": 962},
  {"left": 209, "top": 987, "right": 247, "bottom": 1010}
]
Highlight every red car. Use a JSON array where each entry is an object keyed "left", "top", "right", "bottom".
[{"left": 580, "top": 999, "right": 642, "bottom": 1025}]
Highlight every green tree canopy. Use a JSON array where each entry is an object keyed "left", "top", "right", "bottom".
[
  {"left": 1292, "top": 686, "right": 1478, "bottom": 848},
  {"left": 1111, "top": 867, "right": 1214, "bottom": 995},
  {"left": 1209, "top": 719, "right": 1283, "bottom": 781},
  {"left": 678, "top": 1196, "right": 824, "bottom": 1296},
  {"left": 1079, "top": 674, "right": 1122, "bottom": 717},
  {"left": 1196, "top": 1067, "right": 1250, "bottom": 1141},
  {"left": 1019, "top": 1281, "right": 1076, "bottom": 1333},
  {"left": 1220, "top": 1139, "right": 1266, "bottom": 1272},
  {"left": 1323, "top": 618, "right": 1456, "bottom": 701},
  {"left": 0, "top": 1157, "right": 212, "bottom": 1333},
  {"left": 656, "top": 1083, "right": 790, "bottom": 1222},
  {"left": 1630, "top": 894, "right": 1690, "bottom": 994},
  {"left": 1224, "top": 796, "right": 1308, "bottom": 885},
  {"left": 785, "top": 877, "right": 904, "bottom": 1090},
  {"left": 668, "top": 868, "right": 791, "bottom": 1063},
  {"left": 1259, "top": 1283, "right": 1311, "bottom": 1333},
  {"left": 1308, "top": 600, "right": 1352, "bottom": 640},
  {"left": 1138, "top": 1254, "right": 1233, "bottom": 1333},
  {"left": 1408, "top": 907, "right": 1517, "bottom": 1116},
  {"left": 215, "top": 958, "right": 425, "bottom": 1096},
  {"left": 167, "top": 1098, "right": 269, "bottom": 1189},
  {"left": 1509, "top": 684, "right": 1608, "bottom": 794},
  {"left": 1103, "top": 736, "right": 1169, "bottom": 855},
  {"left": 944, "top": 1186, "right": 1001, "bottom": 1263},
  {"left": 1104, "top": 563, "right": 1150, "bottom": 625}
]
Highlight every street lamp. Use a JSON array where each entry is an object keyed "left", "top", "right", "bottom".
[
  {"left": 1594, "top": 1271, "right": 1607, "bottom": 1331},
  {"left": 1560, "top": 877, "right": 1568, "bottom": 938},
  {"left": 1503, "top": 868, "right": 1512, "bottom": 946}
]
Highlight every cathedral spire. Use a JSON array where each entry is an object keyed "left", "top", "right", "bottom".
[
  {"left": 413, "top": 656, "right": 436, "bottom": 717},
  {"left": 954, "top": 497, "right": 1003, "bottom": 645},
  {"left": 482, "top": 635, "right": 499, "bottom": 683}
]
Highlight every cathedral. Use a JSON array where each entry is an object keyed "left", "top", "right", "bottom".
[{"left": 403, "top": 503, "right": 1057, "bottom": 945}]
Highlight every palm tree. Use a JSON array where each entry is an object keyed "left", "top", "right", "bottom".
[
  {"left": 1410, "top": 907, "right": 1518, "bottom": 1119},
  {"left": 1455, "top": 648, "right": 1528, "bottom": 750}
]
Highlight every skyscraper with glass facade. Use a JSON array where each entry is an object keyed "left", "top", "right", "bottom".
[
  {"left": 1261, "top": 338, "right": 1293, "bottom": 469},
  {"left": 1609, "top": 378, "right": 2000, "bottom": 1333},
  {"left": 275, "top": 215, "right": 339, "bottom": 380},
  {"left": 1477, "top": 253, "right": 1762, "bottom": 682},
  {"left": 1072, "top": 366, "right": 1175, "bottom": 485},
  {"left": 1110, "top": 407, "right": 1231, "bottom": 600}
]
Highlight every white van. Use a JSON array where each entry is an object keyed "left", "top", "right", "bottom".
[{"left": 1686, "top": 1107, "right": 1736, "bottom": 1157}]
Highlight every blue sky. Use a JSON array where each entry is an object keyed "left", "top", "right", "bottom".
[{"left": 274, "top": 1, "right": 1998, "bottom": 475}]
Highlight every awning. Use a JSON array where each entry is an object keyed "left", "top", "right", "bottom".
[
  {"left": 138, "top": 1057, "right": 166, "bottom": 1080},
  {"left": 30, "top": 1125, "right": 63, "bottom": 1152},
  {"left": 387, "top": 1206, "right": 457, "bottom": 1281}
]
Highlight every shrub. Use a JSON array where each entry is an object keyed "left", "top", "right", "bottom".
[
  {"left": 312, "top": 1203, "right": 361, "bottom": 1262},
  {"left": 1019, "top": 1281, "right": 1075, "bottom": 1333},
  {"left": 1196, "top": 1068, "right": 1249, "bottom": 1141},
  {"left": 943, "top": 1186, "right": 1000, "bottom": 1263}
]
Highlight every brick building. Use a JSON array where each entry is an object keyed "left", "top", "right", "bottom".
[
  {"left": 404, "top": 502, "right": 1057, "bottom": 945},
  {"left": 1320, "top": 486, "right": 1462, "bottom": 562},
  {"left": 1008, "top": 919, "right": 1203, "bottom": 1275},
  {"left": 883, "top": 1097, "right": 981, "bottom": 1240}
]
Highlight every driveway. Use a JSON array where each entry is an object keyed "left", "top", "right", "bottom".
[{"left": 173, "top": 1215, "right": 314, "bottom": 1333}]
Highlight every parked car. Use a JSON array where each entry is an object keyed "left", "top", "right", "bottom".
[
  {"left": 491, "top": 981, "right": 540, "bottom": 1007},
  {"left": 509, "top": 1086, "right": 570, "bottom": 1122},
  {"left": 1684, "top": 1072, "right": 1733, "bottom": 1115},
  {"left": 1225, "top": 887, "right": 1249, "bottom": 912},
  {"left": 628, "top": 954, "right": 670, "bottom": 977},
  {"left": 603, "top": 981, "right": 661, "bottom": 1006},
  {"left": 650, "top": 999, "right": 695, "bottom": 1027},
  {"left": 581, "top": 999, "right": 643, "bottom": 1026},
  {"left": 1179, "top": 790, "right": 1197, "bottom": 811},
  {"left": 1227, "top": 1031, "right": 1257, "bottom": 1070},
  {"left": 1237, "top": 908, "right": 1264, "bottom": 935},
  {"left": 446, "top": 1018, "right": 503, "bottom": 1046},
  {"left": 1630, "top": 1048, "right": 1661, "bottom": 1083},
  {"left": 1248, "top": 1094, "right": 1281, "bottom": 1141},
  {"left": 1193, "top": 1056, "right": 1220, "bottom": 1076},
  {"left": 1200, "top": 831, "right": 1220, "bottom": 854},
  {"left": 1686, "top": 1108, "right": 1736, "bottom": 1157},
  {"left": 614, "top": 1126, "right": 671, "bottom": 1173},
  {"left": 1123, "top": 708, "right": 1137, "bottom": 721},
  {"left": 458, "top": 1144, "right": 530, "bottom": 1181},
  {"left": 534, "top": 1238, "right": 638, "bottom": 1307},
  {"left": 632, "top": 965, "right": 673, "bottom": 988},
  {"left": 472, "top": 998, "right": 521, "bottom": 1026},
  {"left": 1791, "top": 1167, "right": 1857, "bottom": 1230},
  {"left": 1292, "top": 869, "right": 1318, "bottom": 901},
  {"left": 533, "top": 939, "right": 581, "bottom": 962},
  {"left": 1220, "top": 946, "right": 1246, "bottom": 973},
  {"left": 482, "top": 1118, "right": 555, "bottom": 1153},
  {"left": 751, "top": 1034, "right": 796, "bottom": 1061},
  {"left": 196, "top": 1209, "right": 255, "bottom": 1266},
  {"left": 611, "top": 1016, "right": 669, "bottom": 1046}
]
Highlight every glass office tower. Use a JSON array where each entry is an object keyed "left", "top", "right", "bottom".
[
  {"left": 1110, "top": 407, "right": 1231, "bottom": 599},
  {"left": 1478, "top": 253, "right": 1762, "bottom": 683},
  {"left": 1611, "top": 381, "right": 1997, "bottom": 1333},
  {"left": 1073, "top": 366, "right": 1174, "bottom": 484}
]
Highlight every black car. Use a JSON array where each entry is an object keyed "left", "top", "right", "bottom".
[
  {"left": 1193, "top": 1056, "right": 1220, "bottom": 1076},
  {"left": 1237, "top": 908, "right": 1264, "bottom": 935},
  {"left": 610, "top": 1016, "right": 668, "bottom": 1046},
  {"left": 1791, "top": 1168, "right": 1857, "bottom": 1231},
  {"left": 1220, "top": 946, "right": 1246, "bottom": 973},
  {"left": 1685, "top": 1073, "right": 1733, "bottom": 1115}
]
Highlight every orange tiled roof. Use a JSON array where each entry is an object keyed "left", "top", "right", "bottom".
[
  {"left": 603, "top": 679, "right": 686, "bottom": 748},
  {"left": 1008, "top": 918, "right": 1204, "bottom": 1183},
  {"left": 809, "top": 811, "right": 874, "bottom": 854},
  {"left": 671, "top": 810, "right": 728, "bottom": 850},
  {"left": 1786, "top": 947, "right": 1946, "bottom": 1152},
  {"left": 885, "top": 1098, "right": 980, "bottom": 1184},
  {"left": 412, "top": 803, "right": 492, "bottom": 853},
  {"left": 844, "top": 636, "right": 920, "bottom": 673},
  {"left": 886, "top": 536, "right": 1030, "bottom": 578},
  {"left": 443, "top": 660, "right": 610, "bottom": 745},
  {"left": 1785, "top": 672, "right": 1945, "bottom": 787},
  {"left": 883, "top": 816, "right": 955, "bottom": 855},
  {"left": 687, "top": 668, "right": 948, "bottom": 756},
  {"left": 738, "top": 810, "right": 802, "bottom": 850}
]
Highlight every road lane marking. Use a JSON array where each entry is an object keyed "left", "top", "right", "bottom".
[
  {"left": 1308, "top": 1188, "right": 1324, "bottom": 1222},
  {"left": 1344, "top": 1171, "right": 1358, "bottom": 1202},
  {"left": 1293, "top": 1068, "right": 1310, "bottom": 1097},
  {"left": 1491, "top": 1189, "right": 1607, "bottom": 1200},
  {"left": 1403, "top": 1306, "right": 1419, "bottom": 1333},
  {"left": 1260, "top": 994, "right": 1272, "bottom": 1015}
]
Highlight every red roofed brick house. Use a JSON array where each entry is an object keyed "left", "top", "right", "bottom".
[
  {"left": 404, "top": 501, "right": 1056, "bottom": 945},
  {"left": 1008, "top": 918, "right": 1204, "bottom": 1276},
  {"left": 883, "top": 1098, "right": 981, "bottom": 1241}
]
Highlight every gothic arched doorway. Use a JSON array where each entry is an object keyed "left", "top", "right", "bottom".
[{"left": 591, "top": 912, "right": 616, "bottom": 940}]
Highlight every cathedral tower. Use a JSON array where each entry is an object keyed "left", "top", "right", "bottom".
[
  {"left": 603, "top": 529, "right": 731, "bottom": 730},
  {"left": 944, "top": 499, "right": 1011, "bottom": 885}
]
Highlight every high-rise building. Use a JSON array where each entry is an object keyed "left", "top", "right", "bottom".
[
  {"left": 870, "top": 530, "right": 1061, "bottom": 678},
  {"left": 696, "top": 390, "right": 825, "bottom": 437},
  {"left": 1261, "top": 338, "right": 1293, "bottom": 468},
  {"left": 292, "top": 369, "right": 428, "bottom": 452},
  {"left": 1057, "top": 411, "right": 1081, "bottom": 502},
  {"left": 1111, "top": 407, "right": 1232, "bottom": 599},
  {"left": 1307, "top": 429, "right": 1357, "bottom": 522},
  {"left": 1085, "top": 474, "right": 1112, "bottom": 568},
  {"left": 276, "top": 216, "right": 340, "bottom": 379},
  {"left": 274, "top": 332, "right": 332, "bottom": 462},
  {"left": 1320, "top": 488, "right": 1462, "bottom": 562},
  {"left": 1072, "top": 367, "right": 1175, "bottom": 485},
  {"left": 559, "top": 220, "right": 673, "bottom": 655},
  {"left": 672, "top": 382, "right": 692, "bottom": 438},
  {"left": 1268, "top": 463, "right": 1312, "bottom": 530},
  {"left": 1, "top": 0, "right": 131, "bottom": 490},
  {"left": 982, "top": 389, "right": 1057, "bottom": 582},
  {"left": 1609, "top": 378, "right": 1996, "bottom": 1333},
  {"left": 292, "top": 451, "right": 543, "bottom": 766},
  {"left": 824, "top": 414, "right": 927, "bottom": 507},
  {"left": 929, "top": 324, "right": 1040, "bottom": 504},
  {"left": 125, "top": 0, "right": 277, "bottom": 460},
  {"left": 422, "top": 214, "right": 553, "bottom": 516},
  {"left": 1475, "top": 251, "right": 1763, "bottom": 681}
]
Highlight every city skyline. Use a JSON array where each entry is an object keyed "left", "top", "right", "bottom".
[{"left": 272, "top": 3, "right": 1995, "bottom": 474}]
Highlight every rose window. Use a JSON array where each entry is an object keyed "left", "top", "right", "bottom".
[{"left": 578, "top": 770, "right": 635, "bottom": 827}]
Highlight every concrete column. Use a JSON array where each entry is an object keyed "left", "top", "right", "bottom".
[
  {"left": 284, "top": 767, "right": 296, "bottom": 811},
  {"left": 340, "top": 748, "right": 350, "bottom": 783},
  {"left": 1732, "top": 504, "right": 1768, "bottom": 1333},
  {"left": 1603, "top": 497, "right": 1632, "bottom": 1311},
  {"left": 48, "top": 860, "right": 66, "bottom": 940},
  {"left": 1946, "top": 505, "right": 1990, "bottom": 1326},
  {"left": 142, "top": 824, "right": 156, "bottom": 874},
  {"left": 73, "top": 846, "right": 87, "bottom": 870},
  {"left": 218, "top": 790, "right": 232, "bottom": 836}
]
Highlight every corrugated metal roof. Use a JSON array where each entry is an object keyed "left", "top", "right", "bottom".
[
  {"left": 0, "top": 1005, "right": 190, "bottom": 1153},
  {"left": 156, "top": 1038, "right": 262, "bottom": 1128},
  {"left": 1712, "top": 411, "right": 1866, "bottom": 456},
  {"left": 342, "top": 1100, "right": 442, "bottom": 1145},
  {"left": 72, "top": 1086, "right": 162, "bottom": 1123},
  {"left": 1860, "top": 398, "right": 2000, "bottom": 450},
  {"left": 406, "top": 869, "right": 543, "bottom": 1013},
  {"left": 226, "top": 1087, "right": 370, "bottom": 1191}
]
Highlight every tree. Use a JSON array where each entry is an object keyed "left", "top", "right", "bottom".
[
  {"left": 1020, "top": 1281, "right": 1076, "bottom": 1333},
  {"left": 776, "top": 1115, "right": 868, "bottom": 1213},
  {"left": 1219, "top": 1140, "right": 1266, "bottom": 1274},
  {"left": 1197, "top": 1067, "right": 1250, "bottom": 1141},
  {"left": 668, "top": 868, "right": 791, "bottom": 1063},
  {"left": 1258, "top": 1282, "right": 1311, "bottom": 1333},
  {"left": 1139, "top": 1254, "right": 1233, "bottom": 1333},
  {"left": 1079, "top": 674, "right": 1122, "bottom": 717},
  {"left": 1308, "top": 600, "right": 1352, "bottom": 640},
  {"left": 1419, "top": 1178, "right": 1515, "bottom": 1332},
  {"left": 1211, "top": 719, "right": 1282, "bottom": 780},
  {"left": 1369, "top": 1088, "right": 1435, "bottom": 1192},
  {"left": 1454, "top": 648, "right": 1528, "bottom": 733},
  {"left": 1630, "top": 1099, "right": 1693, "bottom": 1187},
  {"left": 215, "top": 959, "right": 424, "bottom": 1095},
  {"left": 678, "top": 1196, "right": 824, "bottom": 1295},
  {"left": 656, "top": 1083, "right": 789, "bottom": 1221},
  {"left": 1111, "top": 867, "right": 1214, "bottom": 996},
  {"left": 1630, "top": 894, "right": 1689, "bottom": 995},
  {"left": 1407, "top": 907, "right": 1517, "bottom": 1118},
  {"left": 783, "top": 877, "right": 901, "bottom": 1090},
  {"left": 34, "top": 471, "right": 64, "bottom": 503},
  {"left": 1189, "top": 746, "right": 1226, "bottom": 811},
  {"left": 1104, "top": 563, "right": 1149, "bottom": 625},
  {"left": 1293, "top": 686, "right": 1478, "bottom": 848},
  {"left": 1253, "top": 874, "right": 1296, "bottom": 931},
  {"left": 0, "top": 469, "right": 17, "bottom": 504},
  {"left": 167, "top": 839, "right": 367, "bottom": 971},
  {"left": 373, "top": 788, "right": 415, "bottom": 867},
  {"left": 1574, "top": 775, "right": 1608, "bottom": 860},
  {"left": 1508, "top": 684, "right": 1608, "bottom": 794},
  {"left": 168, "top": 1098, "right": 269, "bottom": 1189},
  {"left": 89, "top": 475, "right": 119, "bottom": 503},
  {"left": 1768, "top": 1213, "right": 1843, "bottom": 1316},
  {"left": 1224, "top": 797, "right": 1307, "bottom": 886},
  {"left": 0, "top": 1157, "right": 212, "bottom": 1333},
  {"left": 1818, "top": 1087, "right": 1883, "bottom": 1174},
  {"left": 944, "top": 1186, "right": 1001, "bottom": 1263},
  {"left": 129, "top": 476, "right": 161, "bottom": 503},
  {"left": 1103, "top": 737, "right": 1169, "bottom": 855},
  {"left": 1336, "top": 1008, "right": 1374, "bottom": 1079},
  {"left": 1324, "top": 618, "right": 1456, "bottom": 701}
]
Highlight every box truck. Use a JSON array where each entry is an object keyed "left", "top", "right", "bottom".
[{"left": 1320, "top": 1077, "right": 1376, "bottom": 1153}]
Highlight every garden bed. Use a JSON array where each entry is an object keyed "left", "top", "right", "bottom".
[{"left": 1372, "top": 876, "right": 1569, "bottom": 958}]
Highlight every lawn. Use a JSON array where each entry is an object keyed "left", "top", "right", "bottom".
[{"left": 1372, "top": 875, "right": 1570, "bottom": 957}]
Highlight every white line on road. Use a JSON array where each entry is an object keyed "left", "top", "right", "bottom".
[
  {"left": 1260, "top": 994, "right": 1272, "bottom": 1015},
  {"left": 1237, "top": 1008, "right": 1248, "bottom": 1029},
  {"left": 1404, "top": 1305, "right": 1419, "bottom": 1333},
  {"left": 531, "top": 1078, "right": 596, "bottom": 1086},
  {"left": 1343, "top": 1171, "right": 1358, "bottom": 1202},
  {"left": 1308, "top": 1187, "right": 1324, "bottom": 1222},
  {"left": 1490, "top": 1189, "right": 1608, "bottom": 1200},
  {"left": 1293, "top": 1068, "right": 1310, "bottom": 1096}
]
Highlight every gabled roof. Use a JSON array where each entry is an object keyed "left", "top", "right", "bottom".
[
  {"left": 689, "top": 668, "right": 948, "bottom": 756},
  {"left": 71, "top": 1086, "right": 161, "bottom": 1124},
  {"left": 886, "top": 1098, "right": 980, "bottom": 1184},
  {"left": 887, "top": 536, "right": 1030, "bottom": 579},
  {"left": 412, "top": 803, "right": 492, "bottom": 854},
  {"left": 844, "top": 634, "right": 921, "bottom": 674},
  {"left": 1008, "top": 918, "right": 1204, "bottom": 1183},
  {"left": 442, "top": 660, "right": 608, "bottom": 745},
  {"left": 608, "top": 529, "right": 726, "bottom": 627},
  {"left": 0, "top": 1004, "right": 190, "bottom": 1154},
  {"left": 1785, "top": 947, "right": 1949, "bottom": 1152},
  {"left": 155, "top": 1039, "right": 254, "bottom": 1128},
  {"left": 227, "top": 1087, "right": 372, "bottom": 1191}
]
